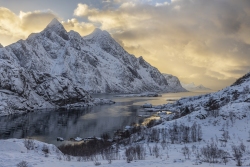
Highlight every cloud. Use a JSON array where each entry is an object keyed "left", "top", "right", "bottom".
[
  {"left": 71, "top": 0, "right": 250, "bottom": 89},
  {"left": 0, "top": 7, "right": 58, "bottom": 46},
  {"left": 155, "top": 2, "right": 169, "bottom": 6},
  {"left": 1, "top": 0, "right": 250, "bottom": 90},
  {"left": 74, "top": 4, "right": 98, "bottom": 17},
  {"left": 62, "top": 18, "right": 95, "bottom": 36},
  {"left": 0, "top": 7, "right": 24, "bottom": 44},
  {"left": 0, "top": 7, "right": 95, "bottom": 45},
  {"left": 19, "top": 10, "right": 58, "bottom": 33}
]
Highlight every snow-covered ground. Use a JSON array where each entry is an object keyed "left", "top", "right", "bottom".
[{"left": 1, "top": 73, "right": 250, "bottom": 167}]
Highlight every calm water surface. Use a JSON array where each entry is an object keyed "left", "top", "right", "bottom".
[{"left": 0, "top": 92, "right": 210, "bottom": 146}]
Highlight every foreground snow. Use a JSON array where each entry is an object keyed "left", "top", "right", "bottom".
[
  {"left": 1, "top": 100, "right": 250, "bottom": 166},
  {"left": 1, "top": 74, "right": 250, "bottom": 167},
  {"left": 0, "top": 137, "right": 246, "bottom": 167}
]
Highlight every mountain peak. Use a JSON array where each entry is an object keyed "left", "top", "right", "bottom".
[
  {"left": 0, "top": 43, "right": 3, "bottom": 48},
  {"left": 92, "top": 28, "right": 110, "bottom": 36},
  {"left": 44, "top": 18, "right": 66, "bottom": 32},
  {"left": 84, "top": 28, "right": 111, "bottom": 40},
  {"left": 43, "top": 18, "right": 69, "bottom": 40},
  {"left": 47, "top": 18, "right": 62, "bottom": 27}
]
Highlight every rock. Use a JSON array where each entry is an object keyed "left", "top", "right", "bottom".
[
  {"left": 57, "top": 137, "right": 64, "bottom": 141},
  {"left": 142, "top": 103, "right": 152, "bottom": 108}
]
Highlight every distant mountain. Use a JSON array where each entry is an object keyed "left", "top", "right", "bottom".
[
  {"left": 181, "top": 82, "right": 211, "bottom": 91},
  {"left": 0, "top": 18, "right": 184, "bottom": 115},
  {"left": 162, "top": 74, "right": 187, "bottom": 92}
]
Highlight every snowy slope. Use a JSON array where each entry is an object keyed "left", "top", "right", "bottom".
[
  {"left": 162, "top": 74, "right": 187, "bottom": 92},
  {"left": 160, "top": 73, "right": 250, "bottom": 118},
  {"left": 181, "top": 82, "right": 211, "bottom": 91}
]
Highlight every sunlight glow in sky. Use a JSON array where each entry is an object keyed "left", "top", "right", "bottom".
[{"left": 0, "top": 0, "right": 249, "bottom": 90}]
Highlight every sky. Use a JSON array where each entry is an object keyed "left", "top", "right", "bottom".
[{"left": 0, "top": 0, "right": 249, "bottom": 90}]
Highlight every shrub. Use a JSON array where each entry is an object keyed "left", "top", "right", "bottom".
[
  {"left": 200, "top": 141, "right": 228, "bottom": 164},
  {"left": 24, "top": 139, "right": 35, "bottom": 150},
  {"left": 94, "top": 161, "right": 101, "bottom": 166},
  {"left": 16, "top": 161, "right": 28, "bottom": 167},
  {"left": 125, "top": 145, "right": 145, "bottom": 161},
  {"left": 101, "top": 133, "right": 111, "bottom": 141},
  {"left": 232, "top": 143, "right": 245, "bottom": 166},
  {"left": 42, "top": 144, "right": 49, "bottom": 154},
  {"left": 58, "top": 139, "right": 112, "bottom": 157},
  {"left": 182, "top": 146, "right": 191, "bottom": 159}
]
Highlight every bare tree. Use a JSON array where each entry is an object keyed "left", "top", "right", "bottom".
[
  {"left": 231, "top": 144, "right": 244, "bottom": 166},
  {"left": 182, "top": 146, "right": 191, "bottom": 159},
  {"left": 191, "top": 122, "right": 197, "bottom": 142},
  {"left": 152, "top": 144, "right": 160, "bottom": 158},
  {"left": 229, "top": 111, "right": 235, "bottom": 125},
  {"left": 221, "top": 151, "right": 230, "bottom": 165},
  {"left": 197, "top": 124, "right": 202, "bottom": 141},
  {"left": 200, "top": 140, "right": 225, "bottom": 163}
]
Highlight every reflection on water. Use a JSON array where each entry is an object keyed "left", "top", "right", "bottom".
[
  {"left": 0, "top": 92, "right": 210, "bottom": 146},
  {"left": 0, "top": 98, "right": 147, "bottom": 146},
  {"left": 130, "top": 91, "right": 212, "bottom": 106}
]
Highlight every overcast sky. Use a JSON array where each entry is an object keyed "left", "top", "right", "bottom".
[{"left": 0, "top": 0, "right": 249, "bottom": 90}]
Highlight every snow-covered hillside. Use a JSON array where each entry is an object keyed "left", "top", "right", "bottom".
[
  {"left": 162, "top": 74, "right": 187, "bottom": 92},
  {"left": 181, "top": 82, "right": 211, "bottom": 91}
]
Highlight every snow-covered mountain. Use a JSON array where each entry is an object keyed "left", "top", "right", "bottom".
[
  {"left": 0, "top": 19, "right": 185, "bottom": 115},
  {"left": 3, "top": 19, "right": 180, "bottom": 94},
  {"left": 181, "top": 82, "right": 211, "bottom": 91},
  {"left": 162, "top": 74, "right": 187, "bottom": 92}
]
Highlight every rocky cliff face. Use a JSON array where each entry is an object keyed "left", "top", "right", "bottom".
[
  {"left": 162, "top": 74, "right": 187, "bottom": 92},
  {"left": 0, "top": 19, "right": 185, "bottom": 115}
]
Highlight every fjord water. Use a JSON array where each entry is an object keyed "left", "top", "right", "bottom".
[{"left": 0, "top": 92, "right": 209, "bottom": 146}]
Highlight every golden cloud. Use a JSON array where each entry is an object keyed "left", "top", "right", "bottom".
[
  {"left": 72, "top": 1, "right": 250, "bottom": 89},
  {"left": 0, "top": 8, "right": 59, "bottom": 46},
  {"left": 62, "top": 18, "right": 95, "bottom": 36},
  {"left": 74, "top": 4, "right": 99, "bottom": 17},
  {"left": 0, "top": 7, "right": 96, "bottom": 46},
  {"left": 19, "top": 10, "right": 57, "bottom": 33}
]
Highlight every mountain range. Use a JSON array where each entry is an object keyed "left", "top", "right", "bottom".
[
  {"left": 0, "top": 18, "right": 186, "bottom": 115},
  {"left": 181, "top": 82, "right": 211, "bottom": 91}
]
